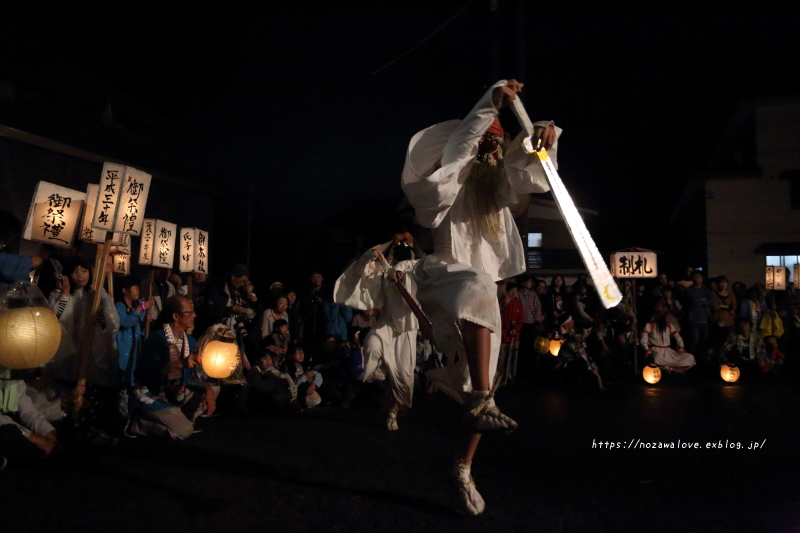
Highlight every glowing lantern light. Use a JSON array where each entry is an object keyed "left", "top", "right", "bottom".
[
  {"left": 720, "top": 363, "right": 740, "bottom": 383},
  {"left": 642, "top": 363, "right": 661, "bottom": 384},
  {"left": 549, "top": 338, "right": 564, "bottom": 356},
  {"left": 0, "top": 308, "right": 61, "bottom": 369},
  {"left": 200, "top": 333, "right": 239, "bottom": 379},
  {"left": 0, "top": 282, "right": 62, "bottom": 369},
  {"left": 534, "top": 337, "right": 550, "bottom": 355}
]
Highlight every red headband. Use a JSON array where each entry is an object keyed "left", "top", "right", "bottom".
[
  {"left": 393, "top": 232, "right": 414, "bottom": 244},
  {"left": 485, "top": 118, "right": 504, "bottom": 137}
]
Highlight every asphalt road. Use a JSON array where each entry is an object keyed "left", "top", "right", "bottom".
[{"left": 3, "top": 367, "right": 800, "bottom": 533}]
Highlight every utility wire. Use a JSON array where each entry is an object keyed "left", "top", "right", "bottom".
[{"left": 371, "top": 0, "right": 476, "bottom": 75}]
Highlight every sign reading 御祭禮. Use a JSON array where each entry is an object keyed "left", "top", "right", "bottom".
[
  {"left": 140, "top": 220, "right": 177, "bottom": 269},
  {"left": 23, "top": 182, "right": 86, "bottom": 249}
]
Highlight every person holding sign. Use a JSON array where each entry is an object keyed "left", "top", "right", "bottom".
[{"left": 400, "top": 80, "right": 558, "bottom": 514}]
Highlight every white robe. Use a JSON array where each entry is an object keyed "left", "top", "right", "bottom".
[
  {"left": 334, "top": 244, "right": 418, "bottom": 407},
  {"left": 640, "top": 321, "right": 696, "bottom": 370},
  {"left": 400, "top": 80, "right": 561, "bottom": 401}
]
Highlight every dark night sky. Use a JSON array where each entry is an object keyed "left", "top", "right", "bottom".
[{"left": 5, "top": 5, "right": 800, "bottom": 281}]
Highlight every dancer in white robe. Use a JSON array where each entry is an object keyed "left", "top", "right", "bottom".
[
  {"left": 334, "top": 236, "right": 420, "bottom": 430},
  {"left": 640, "top": 301, "right": 696, "bottom": 372},
  {"left": 401, "top": 79, "right": 560, "bottom": 514}
]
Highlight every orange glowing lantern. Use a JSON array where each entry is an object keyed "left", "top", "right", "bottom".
[
  {"left": 549, "top": 338, "right": 564, "bottom": 356},
  {"left": 720, "top": 363, "right": 740, "bottom": 383},
  {"left": 642, "top": 363, "right": 661, "bottom": 384}
]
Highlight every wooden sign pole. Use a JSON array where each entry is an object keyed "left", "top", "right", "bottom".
[
  {"left": 144, "top": 268, "right": 155, "bottom": 339},
  {"left": 74, "top": 231, "right": 114, "bottom": 417},
  {"left": 105, "top": 255, "right": 114, "bottom": 301}
]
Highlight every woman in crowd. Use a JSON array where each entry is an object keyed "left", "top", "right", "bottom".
[
  {"left": 261, "top": 295, "right": 289, "bottom": 345},
  {"left": 543, "top": 275, "right": 568, "bottom": 329},
  {"left": 286, "top": 290, "right": 303, "bottom": 342}
]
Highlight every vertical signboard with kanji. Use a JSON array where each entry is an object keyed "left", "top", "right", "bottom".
[
  {"left": 113, "top": 167, "right": 152, "bottom": 236},
  {"left": 112, "top": 254, "right": 130, "bottom": 275},
  {"left": 153, "top": 220, "right": 177, "bottom": 269},
  {"left": 178, "top": 228, "right": 196, "bottom": 273},
  {"left": 92, "top": 163, "right": 125, "bottom": 232},
  {"left": 80, "top": 184, "right": 104, "bottom": 244},
  {"left": 139, "top": 219, "right": 156, "bottom": 266},
  {"left": 23, "top": 182, "right": 85, "bottom": 249},
  {"left": 195, "top": 229, "right": 209, "bottom": 275}
]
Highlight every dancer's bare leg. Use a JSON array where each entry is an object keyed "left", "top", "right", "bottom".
[
  {"left": 461, "top": 320, "right": 518, "bottom": 433},
  {"left": 386, "top": 394, "right": 399, "bottom": 431},
  {"left": 451, "top": 323, "right": 516, "bottom": 515},
  {"left": 463, "top": 321, "right": 490, "bottom": 391},
  {"left": 453, "top": 431, "right": 485, "bottom": 515},
  {"left": 456, "top": 431, "right": 481, "bottom": 466}
]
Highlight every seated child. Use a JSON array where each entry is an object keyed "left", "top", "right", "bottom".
[
  {"left": 245, "top": 354, "right": 297, "bottom": 412},
  {"left": 264, "top": 319, "right": 291, "bottom": 368},
  {"left": 760, "top": 335, "right": 785, "bottom": 374},
  {"left": 282, "top": 347, "right": 322, "bottom": 408}
]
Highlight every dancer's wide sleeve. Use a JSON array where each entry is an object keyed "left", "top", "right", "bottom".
[
  {"left": 401, "top": 81, "right": 507, "bottom": 228},
  {"left": 334, "top": 244, "right": 389, "bottom": 310}
]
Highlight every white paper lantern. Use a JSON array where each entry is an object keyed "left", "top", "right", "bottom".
[
  {"left": 201, "top": 336, "right": 239, "bottom": 379},
  {"left": 0, "top": 307, "right": 61, "bottom": 369}
]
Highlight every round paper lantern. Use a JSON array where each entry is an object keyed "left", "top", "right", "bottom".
[
  {"left": 642, "top": 363, "right": 661, "bottom": 384},
  {"left": 534, "top": 337, "right": 550, "bottom": 355},
  {"left": 0, "top": 307, "right": 61, "bottom": 369},
  {"left": 720, "top": 363, "right": 740, "bottom": 383},
  {"left": 549, "top": 338, "right": 563, "bottom": 356},
  {"left": 200, "top": 335, "right": 239, "bottom": 379}
]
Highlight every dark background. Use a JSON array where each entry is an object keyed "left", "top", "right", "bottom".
[{"left": 3, "top": 4, "right": 799, "bottom": 289}]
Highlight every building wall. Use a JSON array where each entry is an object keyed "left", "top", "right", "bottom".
[
  {"left": 706, "top": 179, "right": 800, "bottom": 285},
  {"left": 756, "top": 101, "right": 800, "bottom": 180}
]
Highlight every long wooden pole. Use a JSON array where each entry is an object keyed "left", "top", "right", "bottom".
[
  {"left": 185, "top": 274, "right": 194, "bottom": 335},
  {"left": 105, "top": 255, "right": 114, "bottom": 302},
  {"left": 186, "top": 274, "right": 193, "bottom": 302},
  {"left": 73, "top": 231, "right": 114, "bottom": 417},
  {"left": 632, "top": 278, "right": 638, "bottom": 376},
  {"left": 144, "top": 268, "right": 155, "bottom": 339}
]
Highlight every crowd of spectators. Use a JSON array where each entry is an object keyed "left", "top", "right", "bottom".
[
  {"left": 2, "top": 208, "right": 799, "bottom": 468},
  {"left": 498, "top": 269, "right": 799, "bottom": 388}
]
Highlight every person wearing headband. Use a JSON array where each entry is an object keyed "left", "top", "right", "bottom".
[{"left": 400, "top": 79, "right": 560, "bottom": 515}]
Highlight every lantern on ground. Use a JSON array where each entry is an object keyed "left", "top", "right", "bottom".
[
  {"left": 549, "top": 338, "right": 564, "bottom": 356},
  {"left": 198, "top": 326, "right": 239, "bottom": 379},
  {"left": 534, "top": 337, "right": 550, "bottom": 355},
  {"left": 642, "top": 363, "right": 661, "bottom": 384},
  {"left": 0, "top": 282, "right": 61, "bottom": 369},
  {"left": 720, "top": 363, "right": 740, "bottom": 383}
]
